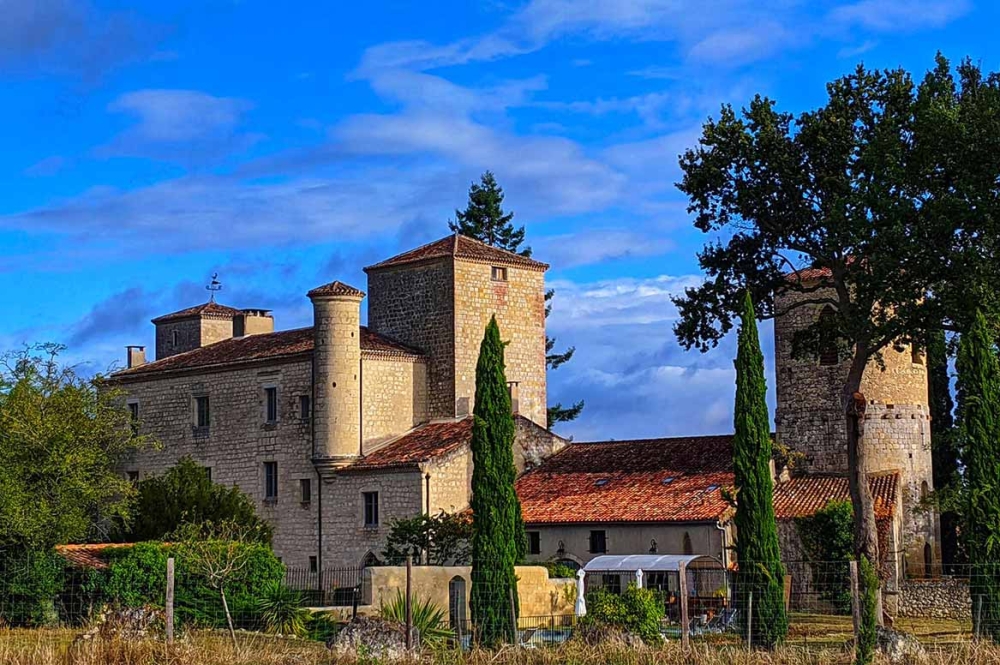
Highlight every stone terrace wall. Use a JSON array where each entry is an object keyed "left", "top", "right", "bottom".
[{"left": 897, "top": 578, "right": 971, "bottom": 620}]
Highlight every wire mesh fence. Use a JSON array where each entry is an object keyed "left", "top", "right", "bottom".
[{"left": 0, "top": 551, "right": 997, "bottom": 656}]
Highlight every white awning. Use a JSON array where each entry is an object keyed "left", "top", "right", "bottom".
[{"left": 583, "top": 554, "right": 722, "bottom": 573}]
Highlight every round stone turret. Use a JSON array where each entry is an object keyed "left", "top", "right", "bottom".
[{"left": 308, "top": 281, "right": 365, "bottom": 472}]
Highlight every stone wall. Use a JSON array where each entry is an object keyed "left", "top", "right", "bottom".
[
  {"left": 367, "top": 260, "right": 456, "bottom": 420},
  {"left": 361, "top": 357, "right": 428, "bottom": 450},
  {"left": 117, "top": 357, "right": 319, "bottom": 568},
  {"left": 453, "top": 260, "right": 547, "bottom": 428},
  {"left": 364, "top": 566, "right": 575, "bottom": 618},
  {"left": 897, "top": 578, "right": 971, "bottom": 619},
  {"left": 773, "top": 287, "right": 938, "bottom": 574}
]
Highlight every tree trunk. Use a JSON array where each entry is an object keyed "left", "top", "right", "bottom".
[
  {"left": 220, "top": 586, "right": 238, "bottom": 651},
  {"left": 843, "top": 349, "right": 884, "bottom": 627}
]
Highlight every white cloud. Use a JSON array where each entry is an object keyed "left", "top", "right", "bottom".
[
  {"left": 534, "top": 229, "right": 674, "bottom": 267},
  {"left": 829, "top": 0, "right": 970, "bottom": 32}
]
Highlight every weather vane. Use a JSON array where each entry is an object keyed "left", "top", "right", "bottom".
[{"left": 206, "top": 273, "right": 222, "bottom": 302}]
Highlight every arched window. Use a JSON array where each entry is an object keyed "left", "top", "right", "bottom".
[
  {"left": 683, "top": 532, "right": 693, "bottom": 555},
  {"left": 923, "top": 542, "right": 933, "bottom": 578},
  {"left": 448, "top": 576, "right": 467, "bottom": 632},
  {"left": 818, "top": 306, "right": 839, "bottom": 366},
  {"left": 921, "top": 481, "right": 930, "bottom": 502},
  {"left": 912, "top": 344, "right": 925, "bottom": 366}
]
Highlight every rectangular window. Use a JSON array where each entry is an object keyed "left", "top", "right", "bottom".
[
  {"left": 309, "top": 556, "right": 318, "bottom": 573},
  {"left": 195, "top": 395, "right": 210, "bottom": 428},
  {"left": 203, "top": 466, "right": 212, "bottom": 482},
  {"left": 127, "top": 401, "right": 140, "bottom": 435},
  {"left": 363, "top": 491, "right": 379, "bottom": 527},
  {"left": 265, "top": 386, "right": 278, "bottom": 423},
  {"left": 589, "top": 530, "right": 607, "bottom": 554},
  {"left": 491, "top": 266, "right": 508, "bottom": 282},
  {"left": 127, "top": 471, "right": 139, "bottom": 483},
  {"left": 299, "top": 395, "right": 311, "bottom": 420},
  {"left": 527, "top": 531, "right": 541, "bottom": 555},
  {"left": 264, "top": 461, "right": 278, "bottom": 501},
  {"left": 300, "top": 478, "right": 312, "bottom": 505}
]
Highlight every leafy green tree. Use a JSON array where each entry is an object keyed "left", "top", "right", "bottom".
[
  {"left": 672, "top": 56, "right": 1000, "bottom": 634},
  {"left": 795, "top": 500, "right": 855, "bottom": 613},
  {"left": 121, "top": 456, "right": 272, "bottom": 544},
  {"left": 450, "top": 171, "right": 583, "bottom": 427},
  {"left": 732, "top": 292, "right": 787, "bottom": 648},
  {"left": 956, "top": 310, "right": 1000, "bottom": 641},
  {"left": 382, "top": 511, "right": 472, "bottom": 565},
  {"left": 469, "top": 316, "right": 523, "bottom": 647},
  {"left": 0, "top": 344, "right": 143, "bottom": 550}
]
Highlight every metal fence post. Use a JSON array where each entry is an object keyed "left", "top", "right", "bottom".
[
  {"left": 747, "top": 591, "right": 753, "bottom": 650},
  {"left": 165, "top": 557, "right": 175, "bottom": 646},
  {"left": 679, "top": 560, "right": 690, "bottom": 650}
]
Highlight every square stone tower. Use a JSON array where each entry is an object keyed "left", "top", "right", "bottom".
[
  {"left": 365, "top": 234, "right": 549, "bottom": 428},
  {"left": 774, "top": 286, "right": 939, "bottom": 575}
]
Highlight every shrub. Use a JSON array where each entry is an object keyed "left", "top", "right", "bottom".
[
  {"left": 379, "top": 590, "right": 454, "bottom": 648},
  {"left": 543, "top": 562, "right": 577, "bottom": 579},
  {"left": 856, "top": 556, "right": 878, "bottom": 665},
  {"left": 0, "top": 549, "right": 64, "bottom": 627},
  {"left": 795, "top": 500, "right": 854, "bottom": 614},
  {"left": 582, "top": 583, "right": 664, "bottom": 645},
  {"left": 257, "top": 581, "right": 310, "bottom": 636}
]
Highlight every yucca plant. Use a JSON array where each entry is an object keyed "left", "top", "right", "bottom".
[
  {"left": 256, "top": 581, "right": 310, "bottom": 637},
  {"left": 378, "top": 590, "right": 454, "bottom": 648}
]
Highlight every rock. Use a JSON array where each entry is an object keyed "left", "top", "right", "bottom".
[
  {"left": 328, "top": 615, "right": 416, "bottom": 661},
  {"left": 572, "top": 622, "right": 647, "bottom": 648},
  {"left": 73, "top": 605, "right": 166, "bottom": 645},
  {"left": 877, "top": 627, "right": 927, "bottom": 665}
]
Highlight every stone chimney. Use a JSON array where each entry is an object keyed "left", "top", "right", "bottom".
[
  {"left": 308, "top": 281, "right": 365, "bottom": 473},
  {"left": 126, "top": 345, "right": 147, "bottom": 369},
  {"left": 235, "top": 309, "right": 274, "bottom": 337}
]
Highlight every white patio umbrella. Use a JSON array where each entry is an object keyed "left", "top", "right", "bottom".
[{"left": 575, "top": 568, "right": 587, "bottom": 617}]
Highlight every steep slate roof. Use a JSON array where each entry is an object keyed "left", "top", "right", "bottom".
[
  {"left": 307, "top": 280, "right": 366, "bottom": 298},
  {"left": 112, "top": 326, "right": 421, "bottom": 379},
  {"left": 151, "top": 301, "right": 244, "bottom": 323},
  {"left": 343, "top": 418, "right": 475, "bottom": 472},
  {"left": 772, "top": 472, "right": 898, "bottom": 520},
  {"left": 364, "top": 233, "right": 549, "bottom": 272},
  {"left": 517, "top": 435, "right": 736, "bottom": 525}
]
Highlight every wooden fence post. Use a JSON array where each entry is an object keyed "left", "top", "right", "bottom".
[
  {"left": 165, "top": 557, "right": 175, "bottom": 646},
  {"left": 405, "top": 553, "right": 413, "bottom": 650},
  {"left": 678, "top": 560, "right": 690, "bottom": 650},
  {"left": 850, "top": 560, "right": 861, "bottom": 640}
]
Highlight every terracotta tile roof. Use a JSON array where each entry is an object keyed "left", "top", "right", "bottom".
[
  {"left": 517, "top": 435, "right": 736, "bottom": 525},
  {"left": 55, "top": 543, "right": 134, "bottom": 570},
  {"left": 151, "top": 301, "right": 245, "bottom": 323},
  {"left": 364, "top": 234, "right": 548, "bottom": 272},
  {"left": 307, "top": 281, "right": 366, "bottom": 299},
  {"left": 345, "top": 418, "right": 474, "bottom": 471},
  {"left": 773, "top": 472, "right": 899, "bottom": 521},
  {"left": 112, "top": 326, "right": 422, "bottom": 379}
]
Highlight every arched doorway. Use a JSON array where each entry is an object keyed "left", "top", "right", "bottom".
[{"left": 448, "top": 576, "right": 467, "bottom": 635}]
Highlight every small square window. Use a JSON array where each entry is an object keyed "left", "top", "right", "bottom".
[
  {"left": 491, "top": 266, "right": 508, "bottom": 282},
  {"left": 300, "top": 478, "right": 312, "bottom": 505},
  {"left": 309, "top": 556, "right": 318, "bottom": 573},
  {"left": 527, "top": 531, "right": 541, "bottom": 555},
  {"left": 589, "top": 530, "right": 607, "bottom": 554},
  {"left": 299, "top": 395, "right": 311, "bottom": 420},
  {"left": 264, "top": 461, "right": 278, "bottom": 501},
  {"left": 127, "top": 471, "right": 139, "bottom": 483},
  {"left": 194, "top": 395, "right": 210, "bottom": 428},
  {"left": 363, "top": 491, "right": 379, "bottom": 528},
  {"left": 265, "top": 386, "right": 278, "bottom": 423}
]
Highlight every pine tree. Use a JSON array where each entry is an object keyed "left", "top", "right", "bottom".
[
  {"left": 956, "top": 309, "right": 1000, "bottom": 641},
  {"left": 449, "top": 171, "right": 528, "bottom": 256},
  {"left": 732, "top": 291, "right": 788, "bottom": 648},
  {"left": 449, "top": 171, "right": 583, "bottom": 427},
  {"left": 469, "top": 316, "right": 523, "bottom": 646}
]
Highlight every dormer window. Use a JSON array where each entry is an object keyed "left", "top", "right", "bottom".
[{"left": 491, "top": 266, "right": 508, "bottom": 282}]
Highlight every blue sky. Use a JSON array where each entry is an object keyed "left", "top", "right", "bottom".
[{"left": 0, "top": 0, "right": 994, "bottom": 441}]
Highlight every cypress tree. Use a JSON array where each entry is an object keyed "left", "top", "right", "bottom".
[
  {"left": 926, "top": 328, "right": 962, "bottom": 569},
  {"left": 469, "top": 315, "right": 523, "bottom": 646},
  {"left": 733, "top": 291, "right": 788, "bottom": 648},
  {"left": 956, "top": 309, "right": 1000, "bottom": 641}
]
